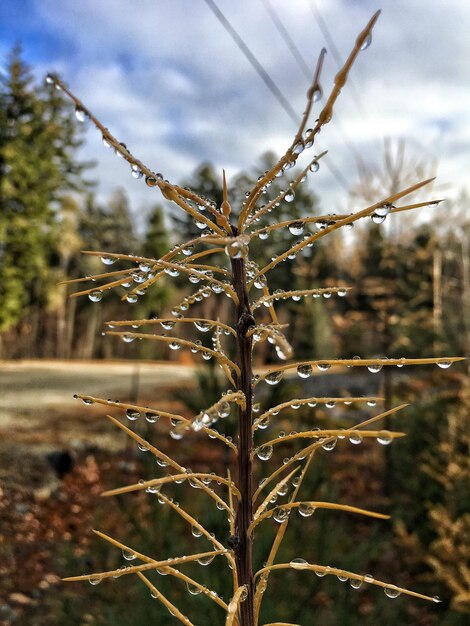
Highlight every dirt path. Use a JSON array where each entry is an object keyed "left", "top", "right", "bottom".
[{"left": 0, "top": 359, "right": 196, "bottom": 451}]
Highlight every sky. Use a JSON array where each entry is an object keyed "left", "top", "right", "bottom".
[{"left": 1, "top": 0, "right": 469, "bottom": 222}]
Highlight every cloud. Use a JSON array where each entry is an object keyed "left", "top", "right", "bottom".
[{"left": 3, "top": 0, "right": 469, "bottom": 219}]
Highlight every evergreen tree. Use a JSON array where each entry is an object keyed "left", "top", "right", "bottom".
[{"left": 0, "top": 45, "right": 87, "bottom": 332}]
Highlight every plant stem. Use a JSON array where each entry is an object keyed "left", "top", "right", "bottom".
[{"left": 231, "top": 245, "right": 255, "bottom": 626}]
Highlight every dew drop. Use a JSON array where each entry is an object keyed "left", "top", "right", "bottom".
[
  {"left": 322, "top": 438, "right": 337, "bottom": 451},
  {"left": 273, "top": 507, "right": 289, "bottom": 523},
  {"left": 45, "top": 73, "right": 55, "bottom": 85},
  {"left": 377, "top": 430, "right": 393, "bottom": 445},
  {"left": 384, "top": 586, "right": 401, "bottom": 598},
  {"left": 265, "top": 371, "right": 283, "bottom": 385},
  {"left": 297, "top": 364, "right": 312, "bottom": 378},
  {"left": 437, "top": 360, "right": 452, "bottom": 369},
  {"left": 170, "top": 428, "right": 183, "bottom": 440},
  {"left": 360, "top": 33, "right": 372, "bottom": 50},
  {"left": 376, "top": 203, "right": 393, "bottom": 217},
  {"left": 257, "top": 445, "right": 273, "bottom": 461},
  {"left": 197, "top": 554, "right": 215, "bottom": 566},
  {"left": 194, "top": 320, "right": 212, "bottom": 332},
  {"left": 126, "top": 294, "right": 138, "bottom": 304},
  {"left": 364, "top": 574, "right": 374, "bottom": 583},
  {"left": 309, "top": 161, "right": 320, "bottom": 173},
  {"left": 292, "top": 140, "right": 305, "bottom": 155},
  {"left": 258, "top": 231, "right": 269, "bottom": 240},
  {"left": 182, "top": 245, "right": 194, "bottom": 256},
  {"left": 289, "top": 558, "right": 309, "bottom": 570},
  {"left": 337, "top": 574, "right": 348, "bottom": 582},
  {"left": 191, "top": 526, "right": 203, "bottom": 538},
  {"left": 126, "top": 408, "right": 140, "bottom": 421},
  {"left": 122, "top": 333, "right": 135, "bottom": 343},
  {"left": 298, "top": 503, "right": 316, "bottom": 517},
  {"left": 131, "top": 165, "right": 143, "bottom": 179},
  {"left": 288, "top": 221, "right": 304, "bottom": 236},
  {"left": 88, "top": 290, "right": 102, "bottom": 303},
  {"left": 225, "top": 241, "right": 248, "bottom": 259},
  {"left": 169, "top": 341, "right": 181, "bottom": 351},
  {"left": 349, "top": 432, "right": 363, "bottom": 445},
  {"left": 145, "top": 176, "right": 158, "bottom": 187},
  {"left": 371, "top": 213, "right": 386, "bottom": 224},
  {"left": 337, "top": 289, "right": 347, "bottom": 297},
  {"left": 145, "top": 411, "right": 159, "bottom": 423},
  {"left": 88, "top": 575, "right": 102, "bottom": 585},
  {"left": 367, "top": 363, "right": 382, "bottom": 373},
  {"left": 284, "top": 190, "right": 295, "bottom": 203},
  {"left": 75, "top": 106, "right": 89, "bottom": 123},
  {"left": 122, "top": 549, "right": 136, "bottom": 561},
  {"left": 317, "top": 362, "right": 331, "bottom": 372},
  {"left": 187, "top": 583, "right": 203, "bottom": 595},
  {"left": 100, "top": 255, "right": 115, "bottom": 265},
  {"left": 350, "top": 578, "right": 363, "bottom": 589}
]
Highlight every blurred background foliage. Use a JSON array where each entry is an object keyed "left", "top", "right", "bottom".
[{"left": 0, "top": 47, "right": 469, "bottom": 625}]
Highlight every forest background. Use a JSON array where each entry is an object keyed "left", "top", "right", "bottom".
[{"left": 0, "top": 1, "right": 469, "bottom": 625}]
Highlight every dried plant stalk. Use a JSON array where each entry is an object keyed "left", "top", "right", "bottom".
[{"left": 49, "top": 9, "right": 466, "bottom": 625}]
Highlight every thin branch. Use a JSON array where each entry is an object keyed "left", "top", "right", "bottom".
[
  {"left": 249, "top": 501, "right": 389, "bottom": 534},
  {"left": 105, "top": 414, "right": 235, "bottom": 513},
  {"left": 105, "top": 332, "right": 241, "bottom": 376},
  {"left": 250, "top": 177, "right": 437, "bottom": 285},
  {"left": 75, "top": 395, "right": 236, "bottom": 451},
  {"left": 255, "top": 357, "right": 465, "bottom": 386},
  {"left": 253, "top": 563, "right": 441, "bottom": 603},
  {"left": 48, "top": 76, "right": 227, "bottom": 236},
  {"left": 105, "top": 317, "right": 236, "bottom": 337}
]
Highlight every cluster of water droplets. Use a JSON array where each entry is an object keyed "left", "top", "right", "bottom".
[{"left": 370, "top": 203, "right": 393, "bottom": 225}]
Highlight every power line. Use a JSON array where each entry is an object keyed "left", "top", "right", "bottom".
[
  {"left": 203, "top": 0, "right": 299, "bottom": 126},
  {"left": 260, "top": 0, "right": 311, "bottom": 81},
  {"left": 203, "top": 0, "right": 350, "bottom": 193}
]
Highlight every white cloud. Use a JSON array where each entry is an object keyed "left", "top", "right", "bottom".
[{"left": 22, "top": 0, "right": 470, "bottom": 218}]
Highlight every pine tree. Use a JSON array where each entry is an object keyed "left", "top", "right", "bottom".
[{"left": 0, "top": 45, "right": 87, "bottom": 334}]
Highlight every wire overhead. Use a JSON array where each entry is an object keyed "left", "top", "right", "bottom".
[
  {"left": 260, "top": 0, "right": 311, "bottom": 80},
  {"left": 203, "top": 0, "right": 300, "bottom": 126}
]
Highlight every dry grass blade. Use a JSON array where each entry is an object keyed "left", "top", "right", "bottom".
[
  {"left": 249, "top": 501, "right": 390, "bottom": 534},
  {"left": 92, "top": 530, "right": 229, "bottom": 610},
  {"left": 105, "top": 415, "right": 234, "bottom": 512},
  {"left": 253, "top": 397, "right": 384, "bottom": 430},
  {"left": 105, "top": 331, "right": 241, "bottom": 376},
  {"left": 101, "top": 473, "right": 239, "bottom": 502},
  {"left": 136, "top": 572, "right": 195, "bottom": 626},
  {"left": 252, "top": 404, "right": 410, "bottom": 502},
  {"left": 47, "top": 77, "right": 226, "bottom": 235},
  {"left": 58, "top": 267, "right": 135, "bottom": 286},
  {"left": 256, "top": 356, "right": 465, "bottom": 385},
  {"left": 252, "top": 287, "right": 351, "bottom": 307},
  {"left": 225, "top": 584, "right": 247, "bottom": 625},
  {"left": 245, "top": 152, "right": 328, "bottom": 226},
  {"left": 254, "top": 452, "right": 316, "bottom": 621},
  {"left": 238, "top": 12, "right": 380, "bottom": 231},
  {"left": 76, "top": 395, "right": 237, "bottom": 451},
  {"left": 254, "top": 563, "right": 442, "bottom": 603},
  {"left": 62, "top": 548, "right": 227, "bottom": 582},
  {"left": 254, "top": 467, "right": 301, "bottom": 519},
  {"left": 250, "top": 177, "right": 438, "bottom": 285},
  {"left": 105, "top": 316, "right": 236, "bottom": 336},
  {"left": 257, "top": 429, "right": 405, "bottom": 451}
]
